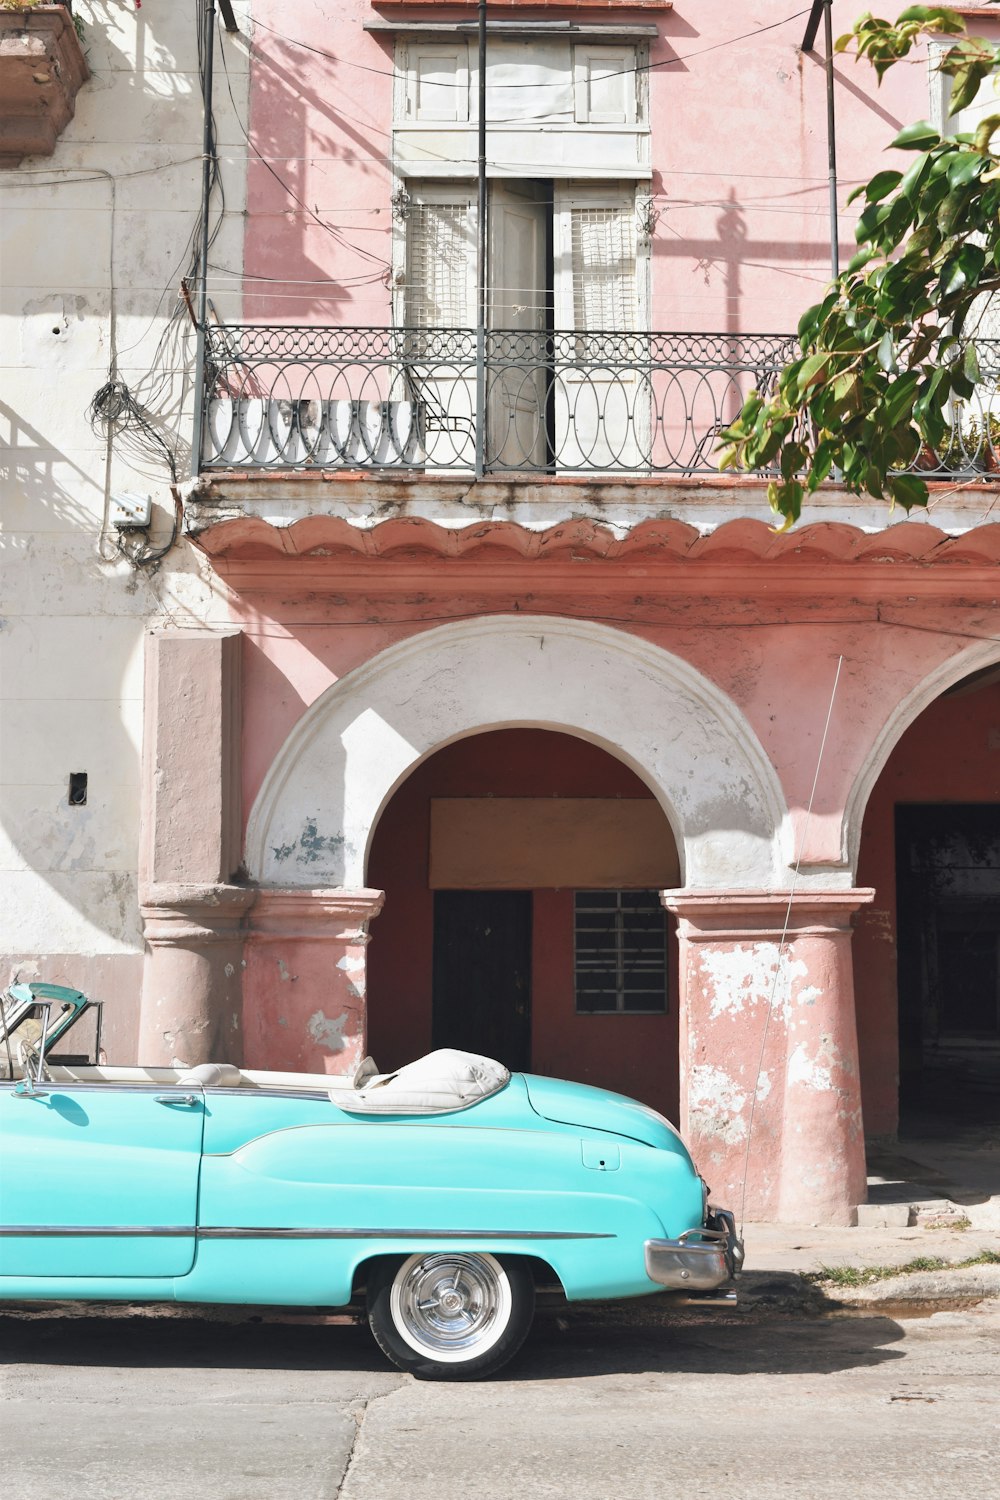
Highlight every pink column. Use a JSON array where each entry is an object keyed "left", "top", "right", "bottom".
[
  {"left": 662, "top": 889, "right": 874, "bottom": 1227},
  {"left": 137, "top": 629, "right": 247, "bottom": 1066},
  {"left": 243, "top": 889, "right": 385, "bottom": 1073},
  {"left": 138, "top": 883, "right": 256, "bottom": 1065}
]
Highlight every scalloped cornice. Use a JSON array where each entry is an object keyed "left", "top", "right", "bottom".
[{"left": 190, "top": 512, "right": 1000, "bottom": 571}]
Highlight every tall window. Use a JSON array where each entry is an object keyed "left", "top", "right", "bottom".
[
  {"left": 570, "top": 205, "right": 638, "bottom": 331},
  {"left": 574, "top": 890, "right": 668, "bottom": 1014}
]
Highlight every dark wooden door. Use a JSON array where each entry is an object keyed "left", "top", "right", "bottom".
[{"left": 432, "top": 891, "right": 532, "bottom": 1070}]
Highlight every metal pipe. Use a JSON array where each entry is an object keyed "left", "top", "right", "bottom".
[
  {"left": 475, "top": 0, "right": 487, "bottom": 480},
  {"left": 802, "top": 1, "right": 839, "bottom": 281},
  {"left": 824, "top": 0, "right": 840, "bottom": 278},
  {"left": 802, "top": 0, "right": 825, "bottom": 53},
  {"left": 191, "top": 0, "right": 218, "bottom": 479}
]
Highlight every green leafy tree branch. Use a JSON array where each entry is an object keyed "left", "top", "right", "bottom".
[{"left": 720, "top": 4, "right": 1000, "bottom": 527}]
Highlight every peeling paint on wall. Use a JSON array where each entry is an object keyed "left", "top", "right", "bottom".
[
  {"left": 307, "top": 1008, "right": 349, "bottom": 1051},
  {"left": 786, "top": 1041, "right": 834, "bottom": 1093},
  {"left": 698, "top": 942, "right": 808, "bottom": 1023},
  {"left": 688, "top": 1064, "right": 749, "bottom": 1145},
  {"left": 336, "top": 954, "right": 366, "bottom": 973},
  {"left": 272, "top": 817, "right": 345, "bottom": 867}
]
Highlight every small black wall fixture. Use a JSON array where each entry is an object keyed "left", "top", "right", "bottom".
[{"left": 68, "top": 772, "right": 88, "bottom": 807}]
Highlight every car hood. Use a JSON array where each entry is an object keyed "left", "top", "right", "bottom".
[{"left": 521, "top": 1074, "right": 694, "bottom": 1162}]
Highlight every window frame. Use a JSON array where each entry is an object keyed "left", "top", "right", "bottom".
[{"left": 573, "top": 888, "right": 669, "bottom": 1016}]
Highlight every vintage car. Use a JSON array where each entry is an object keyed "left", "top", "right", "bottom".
[{"left": 0, "top": 982, "right": 743, "bottom": 1380}]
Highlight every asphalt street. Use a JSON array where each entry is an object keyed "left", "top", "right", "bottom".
[{"left": 2, "top": 1301, "right": 998, "bottom": 1499}]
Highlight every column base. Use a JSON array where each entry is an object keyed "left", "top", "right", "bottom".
[{"left": 138, "top": 882, "right": 256, "bottom": 1067}]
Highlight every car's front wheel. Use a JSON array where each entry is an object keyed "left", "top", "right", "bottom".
[{"left": 366, "top": 1251, "right": 535, "bottom": 1380}]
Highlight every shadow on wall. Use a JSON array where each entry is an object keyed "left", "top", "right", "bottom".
[{"left": 243, "top": 11, "right": 395, "bottom": 322}]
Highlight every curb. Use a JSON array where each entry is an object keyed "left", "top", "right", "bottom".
[{"left": 738, "top": 1263, "right": 1000, "bottom": 1314}]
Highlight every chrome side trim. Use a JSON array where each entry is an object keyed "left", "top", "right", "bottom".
[
  {"left": 0, "top": 1225, "right": 613, "bottom": 1242},
  {"left": 196, "top": 1227, "right": 615, "bottom": 1241},
  {"left": 0, "top": 1226, "right": 194, "bottom": 1237}
]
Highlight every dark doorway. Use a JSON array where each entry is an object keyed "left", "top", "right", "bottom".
[
  {"left": 432, "top": 891, "right": 532, "bottom": 1070},
  {"left": 896, "top": 804, "right": 1000, "bottom": 1120}
]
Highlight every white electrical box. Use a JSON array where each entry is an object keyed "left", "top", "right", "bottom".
[{"left": 110, "top": 492, "right": 152, "bottom": 528}]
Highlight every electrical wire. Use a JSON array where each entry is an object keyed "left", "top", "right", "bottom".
[
  {"left": 82, "top": 0, "right": 233, "bottom": 569},
  {"left": 216, "top": 22, "right": 391, "bottom": 275},
  {"left": 251, "top": 9, "right": 814, "bottom": 95}
]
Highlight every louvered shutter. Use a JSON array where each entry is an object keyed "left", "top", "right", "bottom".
[
  {"left": 406, "top": 198, "right": 476, "bottom": 327},
  {"left": 569, "top": 203, "right": 639, "bottom": 331}
]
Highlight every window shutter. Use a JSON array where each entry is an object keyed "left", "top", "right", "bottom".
[
  {"left": 404, "top": 44, "right": 469, "bottom": 123},
  {"left": 573, "top": 47, "right": 635, "bottom": 125},
  {"left": 406, "top": 199, "right": 476, "bottom": 327},
  {"left": 569, "top": 204, "right": 638, "bottom": 331}
]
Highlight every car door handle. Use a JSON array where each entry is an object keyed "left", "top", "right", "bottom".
[{"left": 154, "top": 1094, "right": 199, "bottom": 1107}]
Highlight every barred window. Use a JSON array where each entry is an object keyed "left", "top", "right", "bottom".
[
  {"left": 574, "top": 890, "right": 668, "bottom": 1014},
  {"left": 570, "top": 205, "right": 638, "bottom": 332}
]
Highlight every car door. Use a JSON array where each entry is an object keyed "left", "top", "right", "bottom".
[{"left": 0, "top": 1078, "right": 204, "bottom": 1279}]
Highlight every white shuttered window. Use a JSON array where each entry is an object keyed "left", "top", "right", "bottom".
[
  {"left": 405, "top": 196, "right": 476, "bottom": 327},
  {"left": 569, "top": 204, "right": 639, "bottom": 331}
]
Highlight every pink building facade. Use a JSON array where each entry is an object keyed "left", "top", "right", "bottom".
[{"left": 134, "top": 2, "right": 1000, "bottom": 1225}]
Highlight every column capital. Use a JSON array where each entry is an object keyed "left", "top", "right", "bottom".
[
  {"left": 661, "top": 887, "right": 875, "bottom": 941},
  {"left": 139, "top": 882, "right": 257, "bottom": 944},
  {"left": 250, "top": 887, "right": 385, "bottom": 943}
]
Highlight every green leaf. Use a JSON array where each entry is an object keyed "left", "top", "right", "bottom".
[
  {"left": 896, "top": 6, "right": 963, "bottom": 24},
  {"left": 847, "top": 247, "right": 879, "bottom": 273},
  {"left": 882, "top": 370, "right": 922, "bottom": 428},
  {"left": 890, "top": 121, "right": 942, "bottom": 151},
  {"left": 796, "top": 353, "right": 833, "bottom": 395},
  {"left": 947, "top": 150, "right": 983, "bottom": 189},
  {"left": 887, "top": 473, "right": 930, "bottom": 511},
  {"left": 877, "top": 330, "right": 898, "bottom": 372},
  {"left": 865, "top": 169, "right": 904, "bottom": 202},
  {"left": 963, "top": 342, "right": 981, "bottom": 384},
  {"left": 974, "top": 112, "right": 1000, "bottom": 151},
  {"left": 937, "top": 186, "right": 970, "bottom": 234},
  {"left": 940, "top": 242, "right": 986, "bottom": 296},
  {"left": 767, "top": 480, "right": 803, "bottom": 532}
]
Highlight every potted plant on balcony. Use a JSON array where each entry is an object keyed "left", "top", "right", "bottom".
[{"left": 0, "top": 2, "right": 89, "bottom": 167}]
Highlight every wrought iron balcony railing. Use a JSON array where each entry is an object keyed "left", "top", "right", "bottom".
[{"left": 199, "top": 324, "right": 1000, "bottom": 478}]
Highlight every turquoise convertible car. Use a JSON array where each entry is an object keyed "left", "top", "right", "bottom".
[{"left": 0, "top": 983, "right": 742, "bottom": 1380}]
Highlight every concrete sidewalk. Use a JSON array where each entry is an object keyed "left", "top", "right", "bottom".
[{"left": 736, "top": 1121, "right": 1000, "bottom": 1312}]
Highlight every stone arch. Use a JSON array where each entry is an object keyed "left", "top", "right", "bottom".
[
  {"left": 843, "top": 636, "right": 1000, "bottom": 870},
  {"left": 245, "top": 615, "right": 789, "bottom": 890}
]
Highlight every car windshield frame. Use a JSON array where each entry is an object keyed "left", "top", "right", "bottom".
[{"left": 0, "top": 984, "right": 101, "bottom": 1078}]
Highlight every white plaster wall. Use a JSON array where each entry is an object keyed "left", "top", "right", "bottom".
[
  {"left": 246, "top": 615, "right": 790, "bottom": 891},
  {"left": 0, "top": 5, "right": 250, "bottom": 965}
]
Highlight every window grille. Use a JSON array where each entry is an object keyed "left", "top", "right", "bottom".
[
  {"left": 574, "top": 889, "right": 668, "bottom": 1014},
  {"left": 570, "top": 206, "right": 638, "bottom": 331},
  {"left": 406, "top": 202, "right": 476, "bottom": 327}
]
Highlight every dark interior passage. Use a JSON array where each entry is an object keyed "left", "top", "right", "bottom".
[{"left": 366, "top": 728, "right": 680, "bottom": 1117}]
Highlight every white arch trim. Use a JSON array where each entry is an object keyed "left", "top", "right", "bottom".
[
  {"left": 843, "top": 636, "right": 1000, "bottom": 870},
  {"left": 246, "top": 615, "right": 790, "bottom": 890}
]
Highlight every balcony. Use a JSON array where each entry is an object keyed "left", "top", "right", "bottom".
[
  {"left": 0, "top": 4, "right": 89, "bottom": 167},
  {"left": 199, "top": 325, "right": 1000, "bottom": 480}
]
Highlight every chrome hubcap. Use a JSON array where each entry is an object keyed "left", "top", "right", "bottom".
[{"left": 391, "top": 1253, "right": 509, "bottom": 1359}]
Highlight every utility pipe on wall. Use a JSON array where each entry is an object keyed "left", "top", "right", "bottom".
[
  {"left": 475, "top": 0, "right": 488, "bottom": 479},
  {"left": 191, "top": 0, "right": 218, "bottom": 478},
  {"left": 803, "top": 0, "right": 840, "bottom": 281}
]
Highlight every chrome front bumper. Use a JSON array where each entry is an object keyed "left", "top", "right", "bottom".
[{"left": 644, "top": 1207, "right": 745, "bottom": 1293}]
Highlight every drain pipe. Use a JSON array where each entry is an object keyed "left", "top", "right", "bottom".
[
  {"left": 191, "top": 0, "right": 218, "bottom": 478},
  {"left": 803, "top": 0, "right": 840, "bottom": 280},
  {"left": 475, "top": 0, "right": 487, "bottom": 479}
]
